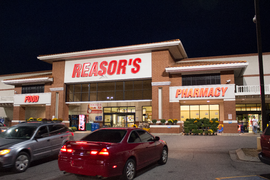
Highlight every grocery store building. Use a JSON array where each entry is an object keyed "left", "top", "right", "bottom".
[{"left": 1, "top": 39, "right": 270, "bottom": 133}]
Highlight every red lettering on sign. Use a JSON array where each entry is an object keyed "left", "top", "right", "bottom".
[
  {"left": 208, "top": 88, "right": 214, "bottom": 97},
  {"left": 72, "top": 64, "right": 82, "bottom": 78},
  {"left": 98, "top": 61, "right": 108, "bottom": 76},
  {"left": 221, "top": 87, "right": 228, "bottom": 97},
  {"left": 175, "top": 89, "right": 181, "bottom": 98},
  {"left": 107, "top": 60, "right": 117, "bottom": 75},
  {"left": 81, "top": 63, "right": 90, "bottom": 77},
  {"left": 194, "top": 88, "right": 200, "bottom": 97},
  {"left": 24, "top": 95, "right": 39, "bottom": 103},
  {"left": 131, "top": 58, "right": 141, "bottom": 74},
  {"left": 71, "top": 58, "right": 142, "bottom": 78},
  {"left": 117, "top": 59, "right": 127, "bottom": 75},
  {"left": 215, "top": 87, "right": 221, "bottom": 97},
  {"left": 175, "top": 87, "right": 229, "bottom": 99},
  {"left": 89, "top": 62, "right": 98, "bottom": 77}
]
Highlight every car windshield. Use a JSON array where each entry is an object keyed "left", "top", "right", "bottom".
[
  {"left": 0, "top": 126, "right": 37, "bottom": 139},
  {"left": 81, "top": 129, "right": 127, "bottom": 143}
]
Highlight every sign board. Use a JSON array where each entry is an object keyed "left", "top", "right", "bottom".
[
  {"left": 64, "top": 52, "right": 152, "bottom": 83},
  {"left": 169, "top": 84, "right": 235, "bottom": 102},
  {"left": 14, "top": 93, "right": 51, "bottom": 105}
]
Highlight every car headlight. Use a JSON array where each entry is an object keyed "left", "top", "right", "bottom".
[{"left": 0, "top": 149, "right": 11, "bottom": 155}]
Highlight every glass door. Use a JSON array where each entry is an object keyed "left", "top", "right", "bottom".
[
  {"left": 127, "top": 115, "right": 134, "bottom": 127},
  {"left": 104, "top": 115, "right": 112, "bottom": 127},
  {"left": 116, "top": 115, "right": 126, "bottom": 127}
]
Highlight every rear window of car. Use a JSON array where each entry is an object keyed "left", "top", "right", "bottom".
[{"left": 81, "top": 130, "right": 127, "bottom": 143}]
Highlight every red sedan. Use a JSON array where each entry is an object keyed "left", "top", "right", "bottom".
[
  {"left": 58, "top": 128, "right": 168, "bottom": 180},
  {"left": 259, "top": 125, "right": 270, "bottom": 165}
]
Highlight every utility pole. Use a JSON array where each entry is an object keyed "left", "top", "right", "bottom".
[{"left": 254, "top": 0, "right": 267, "bottom": 131}]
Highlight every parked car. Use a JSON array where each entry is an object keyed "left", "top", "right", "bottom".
[
  {"left": 258, "top": 125, "right": 270, "bottom": 165},
  {"left": 0, "top": 121, "right": 74, "bottom": 172},
  {"left": 0, "top": 122, "right": 8, "bottom": 133},
  {"left": 58, "top": 128, "right": 168, "bottom": 180}
]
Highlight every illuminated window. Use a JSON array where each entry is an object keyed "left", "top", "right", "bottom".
[{"left": 180, "top": 104, "right": 220, "bottom": 121}]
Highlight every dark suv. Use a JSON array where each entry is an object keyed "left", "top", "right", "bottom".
[{"left": 0, "top": 121, "right": 74, "bottom": 172}]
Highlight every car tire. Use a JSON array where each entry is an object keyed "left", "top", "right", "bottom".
[
  {"left": 13, "top": 152, "right": 30, "bottom": 173},
  {"left": 122, "top": 159, "right": 136, "bottom": 180},
  {"left": 158, "top": 147, "right": 168, "bottom": 165}
]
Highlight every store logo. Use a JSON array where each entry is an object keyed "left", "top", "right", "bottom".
[
  {"left": 175, "top": 87, "right": 228, "bottom": 98},
  {"left": 24, "top": 95, "right": 39, "bottom": 103},
  {"left": 71, "top": 58, "right": 141, "bottom": 78}
]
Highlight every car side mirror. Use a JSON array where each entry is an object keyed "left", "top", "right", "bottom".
[{"left": 154, "top": 136, "right": 160, "bottom": 141}]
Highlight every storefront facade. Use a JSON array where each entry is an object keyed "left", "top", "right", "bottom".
[{"left": 1, "top": 39, "right": 270, "bottom": 133}]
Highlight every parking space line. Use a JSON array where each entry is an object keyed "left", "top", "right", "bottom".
[{"left": 216, "top": 175, "right": 269, "bottom": 180}]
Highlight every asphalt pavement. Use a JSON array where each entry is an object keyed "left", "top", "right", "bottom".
[{"left": 73, "top": 131, "right": 262, "bottom": 162}]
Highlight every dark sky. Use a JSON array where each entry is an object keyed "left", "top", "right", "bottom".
[{"left": 1, "top": 0, "right": 270, "bottom": 75}]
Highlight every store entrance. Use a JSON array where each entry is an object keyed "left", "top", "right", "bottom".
[
  {"left": 236, "top": 113, "right": 261, "bottom": 133},
  {"left": 104, "top": 114, "right": 135, "bottom": 127}
]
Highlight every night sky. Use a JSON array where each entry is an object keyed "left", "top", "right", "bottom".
[{"left": 1, "top": 0, "right": 270, "bottom": 75}]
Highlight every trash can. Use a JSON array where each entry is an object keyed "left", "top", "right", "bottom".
[
  {"left": 86, "top": 123, "right": 92, "bottom": 131},
  {"left": 91, "top": 123, "right": 100, "bottom": 131}
]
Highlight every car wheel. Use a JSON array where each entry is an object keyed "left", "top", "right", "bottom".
[
  {"left": 122, "top": 159, "right": 136, "bottom": 180},
  {"left": 158, "top": 147, "right": 168, "bottom": 165},
  {"left": 13, "top": 152, "right": 30, "bottom": 173}
]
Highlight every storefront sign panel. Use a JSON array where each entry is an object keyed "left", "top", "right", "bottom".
[
  {"left": 169, "top": 84, "right": 235, "bottom": 102},
  {"left": 64, "top": 52, "right": 152, "bottom": 83},
  {"left": 14, "top": 93, "right": 51, "bottom": 105}
]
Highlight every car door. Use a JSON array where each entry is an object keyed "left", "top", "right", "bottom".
[
  {"left": 136, "top": 130, "right": 158, "bottom": 164},
  {"left": 48, "top": 124, "right": 69, "bottom": 154},
  {"left": 32, "top": 125, "right": 52, "bottom": 160},
  {"left": 127, "top": 131, "right": 145, "bottom": 168}
]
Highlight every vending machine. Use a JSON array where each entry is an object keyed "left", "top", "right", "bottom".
[{"left": 78, "top": 115, "right": 88, "bottom": 131}]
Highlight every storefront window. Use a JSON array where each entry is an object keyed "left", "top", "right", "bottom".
[
  {"left": 210, "top": 105, "right": 219, "bottom": 119},
  {"left": 22, "top": 85, "right": 44, "bottom": 94},
  {"left": 235, "top": 104, "right": 266, "bottom": 111},
  {"left": 182, "top": 74, "right": 220, "bottom": 86},
  {"left": 200, "top": 105, "right": 209, "bottom": 119},
  {"left": 66, "top": 80, "right": 151, "bottom": 102},
  {"left": 190, "top": 105, "right": 199, "bottom": 119},
  {"left": 142, "top": 106, "right": 152, "bottom": 122},
  {"left": 104, "top": 108, "right": 111, "bottom": 113},
  {"left": 180, "top": 105, "right": 190, "bottom": 121},
  {"left": 180, "top": 104, "right": 220, "bottom": 121}
]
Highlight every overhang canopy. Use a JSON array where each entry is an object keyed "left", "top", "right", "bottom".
[
  {"left": 2, "top": 75, "right": 53, "bottom": 85},
  {"left": 165, "top": 61, "right": 248, "bottom": 77},
  {"left": 37, "top": 39, "right": 188, "bottom": 63}
]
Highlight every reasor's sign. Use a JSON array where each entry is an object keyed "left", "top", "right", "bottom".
[
  {"left": 64, "top": 52, "right": 152, "bottom": 83},
  {"left": 24, "top": 95, "right": 39, "bottom": 103},
  {"left": 169, "top": 85, "right": 235, "bottom": 102}
]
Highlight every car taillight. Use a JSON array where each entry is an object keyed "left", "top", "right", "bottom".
[
  {"left": 60, "top": 145, "right": 73, "bottom": 153},
  {"left": 61, "top": 145, "right": 67, "bottom": 152},
  {"left": 90, "top": 150, "right": 99, "bottom": 155},
  {"left": 89, "top": 148, "right": 109, "bottom": 156},
  {"left": 99, "top": 148, "right": 109, "bottom": 156}
]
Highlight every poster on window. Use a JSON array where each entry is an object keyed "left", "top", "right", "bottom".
[{"left": 87, "top": 103, "right": 102, "bottom": 114}]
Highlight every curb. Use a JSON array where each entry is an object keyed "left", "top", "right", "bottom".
[{"left": 235, "top": 148, "right": 260, "bottom": 162}]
